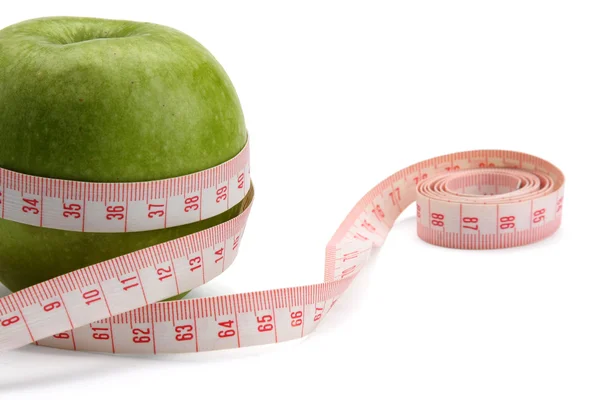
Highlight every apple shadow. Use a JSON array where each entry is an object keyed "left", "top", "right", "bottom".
[
  {"left": 0, "top": 283, "right": 10, "bottom": 298},
  {"left": 0, "top": 345, "right": 129, "bottom": 393}
]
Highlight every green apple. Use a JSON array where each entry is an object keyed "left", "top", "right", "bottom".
[{"left": 0, "top": 16, "right": 252, "bottom": 300}]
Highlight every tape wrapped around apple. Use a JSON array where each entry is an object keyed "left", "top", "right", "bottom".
[{"left": 0, "top": 17, "right": 253, "bottom": 300}]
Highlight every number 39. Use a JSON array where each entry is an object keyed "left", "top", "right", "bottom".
[{"left": 216, "top": 186, "right": 227, "bottom": 203}]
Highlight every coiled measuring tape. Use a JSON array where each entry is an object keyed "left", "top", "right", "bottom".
[{"left": 0, "top": 141, "right": 564, "bottom": 354}]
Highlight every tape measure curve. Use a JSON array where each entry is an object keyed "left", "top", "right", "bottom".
[{"left": 0, "top": 143, "right": 564, "bottom": 354}]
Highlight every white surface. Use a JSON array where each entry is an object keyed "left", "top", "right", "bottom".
[{"left": 0, "top": 1, "right": 597, "bottom": 399}]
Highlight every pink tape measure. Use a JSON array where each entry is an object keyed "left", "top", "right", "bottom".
[{"left": 0, "top": 141, "right": 564, "bottom": 354}]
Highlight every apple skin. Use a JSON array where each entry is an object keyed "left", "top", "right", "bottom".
[{"left": 0, "top": 17, "right": 251, "bottom": 300}]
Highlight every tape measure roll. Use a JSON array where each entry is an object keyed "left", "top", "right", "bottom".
[{"left": 0, "top": 144, "right": 564, "bottom": 354}]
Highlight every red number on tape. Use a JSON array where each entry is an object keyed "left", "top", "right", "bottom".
[
  {"left": 462, "top": 217, "right": 479, "bottom": 231},
  {"left": 314, "top": 307, "right": 323, "bottom": 322},
  {"left": 1, "top": 315, "right": 20, "bottom": 326},
  {"left": 53, "top": 332, "right": 70, "bottom": 339},
  {"left": 354, "top": 232, "right": 368, "bottom": 241},
  {"left": 533, "top": 208, "right": 546, "bottom": 224},
  {"left": 372, "top": 205, "right": 385, "bottom": 220},
  {"left": 218, "top": 320, "right": 236, "bottom": 338},
  {"left": 91, "top": 326, "right": 110, "bottom": 340},
  {"left": 184, "top": 195, "right": 199, "bottom": 212},
  {"left": 156, "top": 265, "right": 173, "bottom": 281},
  {"left": 343, "top": 251, "right": 358, "bottom": 262},
  {"left": 175, "top": 325, "right": 194, "bottom": 341},
  {"left": 257, "top": 315, "right": 273, "bottom": 332},
  {"left": 82, "top": 289, "right": 102, "bottom": 305},
  {"left": 120, "top": 276, "right": 139, "bottom": 291},
  {"left": 389, "top": 187, "right": 401, "bottom": 206},
  {"left": 291, "top": 311, "right": 303, "bottom": 327},
  {"left": 413, "top": 173, "right": 428, "bottom": 184},
  {"left": 556, "top": 197, "right": 564, "bottom": 213},
  {"left": 106, "top": 205, "right": 125, "bottom": 220},
  {"left": 216, "top": 186, "right": 227, "bottom": 203},
  {"left": 43, "top": 301, "right": 61, "bottom": 312},
  {"left": 500, "top": 216, "right": 515, "bottom": 230},
  {"left": 22, "top": 198, "right": 39, "bottom": 214},
  {"left": 63, "top": 203, "right": 81, "bottom": 219},
  {"left": 189, "top": 256, "right": 202, "bottom": 272},
  {"left": 214, "top": 248, "right": 224, "bottom": 263},
  {"left": 132, "top": 328, "right": 151, "bottom": 343},
  {"left": 432, "top": 213, "right": 444, "bottom": 227},
  {"left": 147, "top": 203, "right": 165, "bottom": 218},
  {"left": 361, "top": 220, "right": 376, "bottom": 233}
]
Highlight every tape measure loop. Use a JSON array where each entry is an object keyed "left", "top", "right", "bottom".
[{"left": 0, "top": 147, "right": 564, "bottom": 353}]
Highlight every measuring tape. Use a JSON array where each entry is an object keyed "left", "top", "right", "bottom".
[{"left": 0, "top": 142, "right": 564, "bottom": 354}]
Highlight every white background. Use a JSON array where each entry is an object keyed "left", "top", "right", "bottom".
[{"left": 0, "top": 1, "right": 598, "bottom": 399}]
